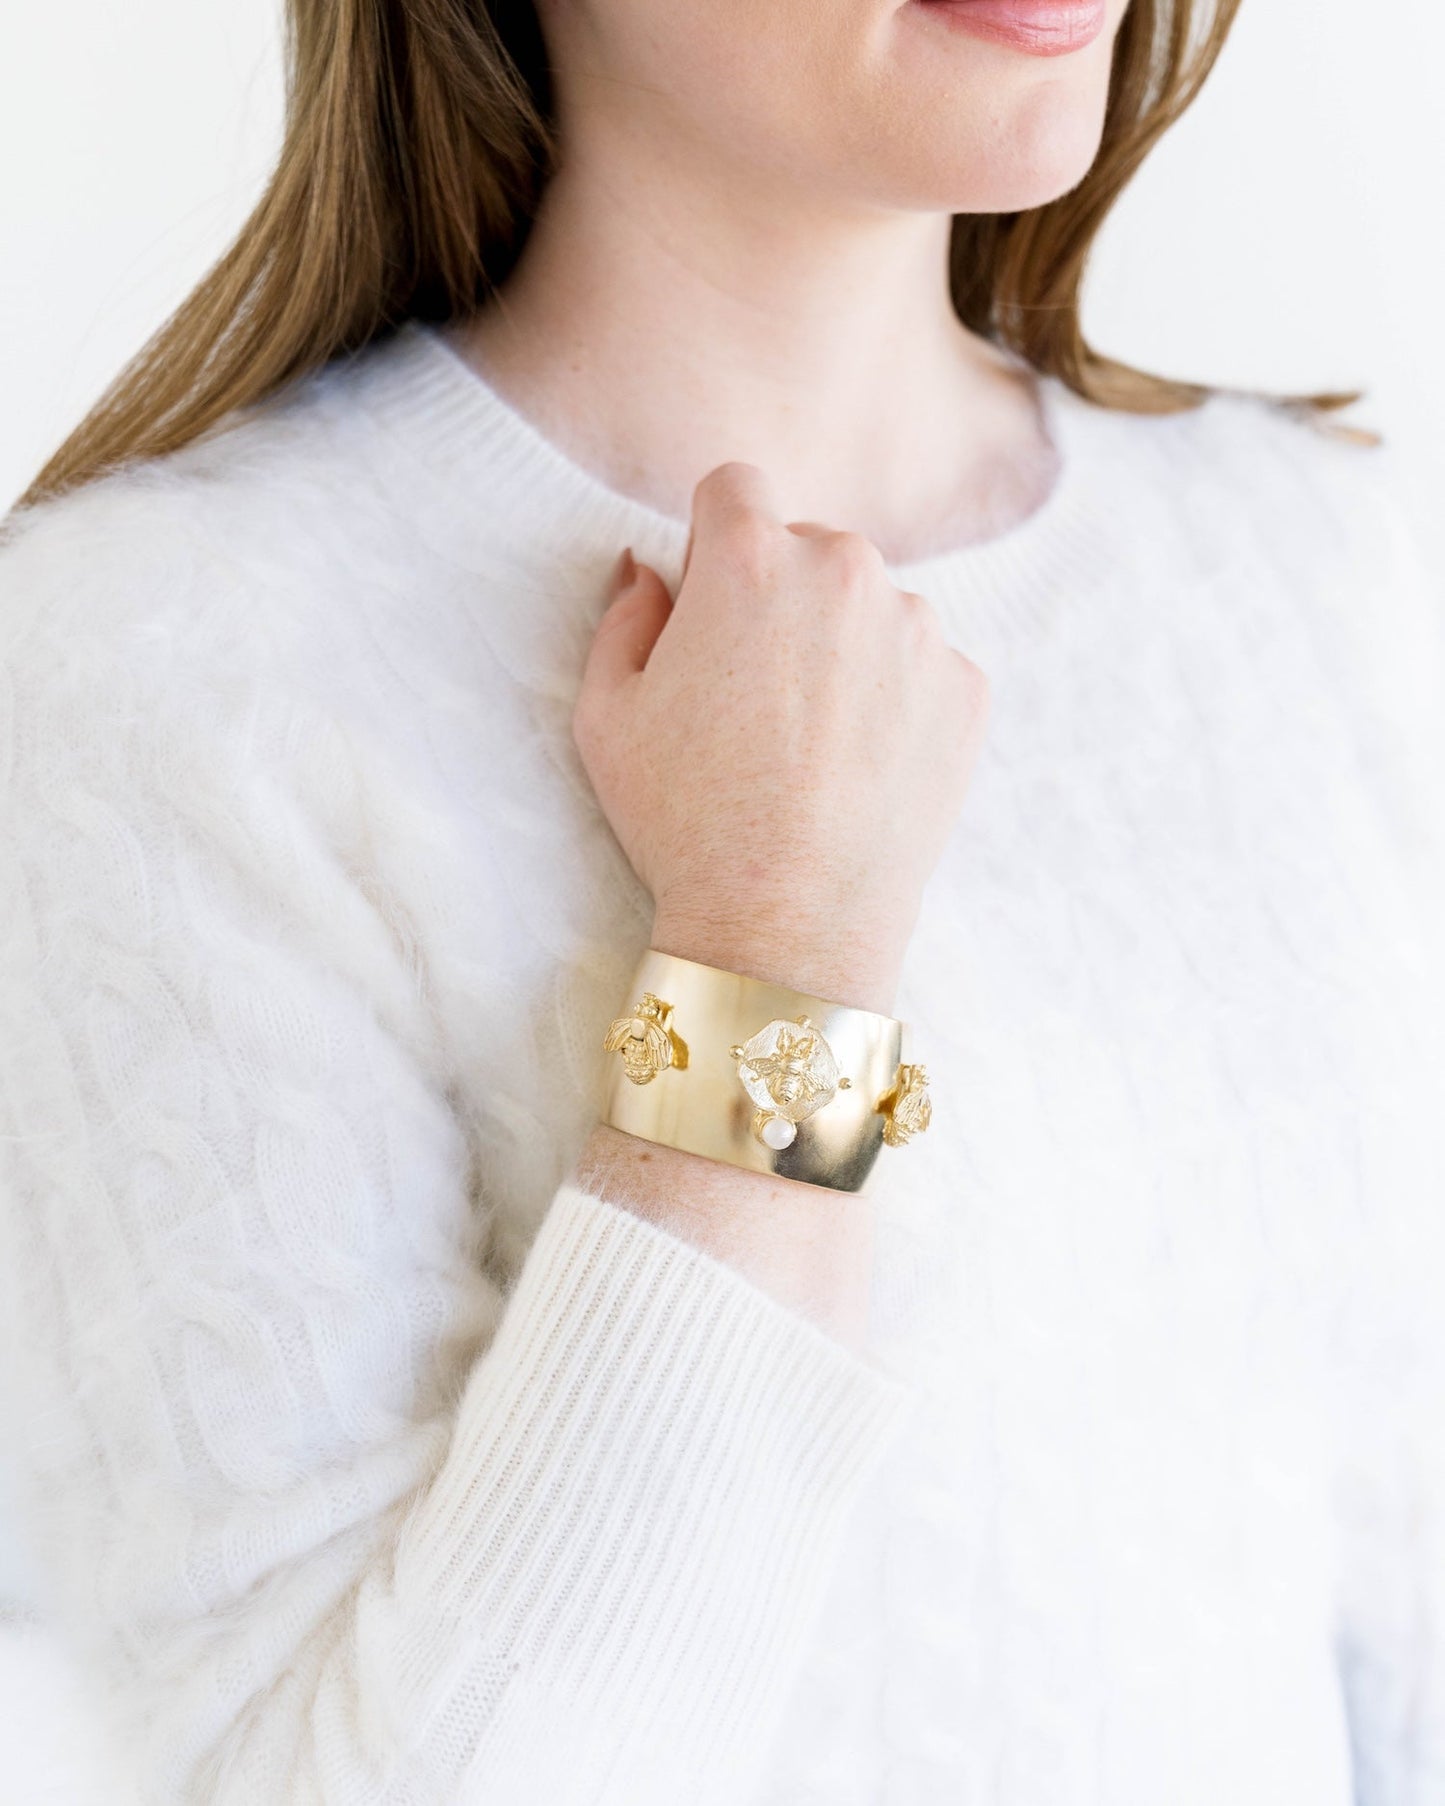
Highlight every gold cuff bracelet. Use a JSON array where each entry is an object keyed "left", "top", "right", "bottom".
[{"left": 600, "top": 948, "right": 932, "bottom": 1193}]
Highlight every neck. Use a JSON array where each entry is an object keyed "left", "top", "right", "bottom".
[{"left": 453, "top": 132, "right": 1057, "bottom": 565}]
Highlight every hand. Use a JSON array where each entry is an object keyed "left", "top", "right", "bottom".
[{"left": 571, "top": 462, "right": 990, "bottom": 1014}]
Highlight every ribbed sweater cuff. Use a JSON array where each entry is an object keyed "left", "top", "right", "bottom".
[{"left": 397, "top": 1179, "right": 916, "bottom": 1777}]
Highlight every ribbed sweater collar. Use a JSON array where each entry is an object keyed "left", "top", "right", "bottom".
[{"left": 342, "top": 316, "right": 1119, "bottom": 655}]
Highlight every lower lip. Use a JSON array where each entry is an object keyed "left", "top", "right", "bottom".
[{"left": 909, "top": 0, "right": 1106, "bottom": 57}]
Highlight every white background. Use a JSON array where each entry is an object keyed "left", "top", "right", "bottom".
[{"left": 0, "top": 0, "right": 1442, "bottom": 1793}]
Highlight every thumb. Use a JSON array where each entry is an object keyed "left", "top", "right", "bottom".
[{"left": 580, "top": 548, "right": 675, "bottom": 695}]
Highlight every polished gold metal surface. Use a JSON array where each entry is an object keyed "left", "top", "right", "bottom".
[{"left": 600, "top": 949, "right": 927, "bottom": 1193}]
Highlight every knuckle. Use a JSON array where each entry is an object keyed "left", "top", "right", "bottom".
[
  {"left": 899, "top": 588, "right": 942, "bottom": 638},
  {"left": 697, "top": 462, "right": 773, "bottom": 527},
  {"left": 706, "top": 458, "right": 765, "bottom": 489},
  {"left": 822, "top": 529, "right": 885, "bottom": 590},
  {"left": 721, "top": 513, "right": 778, "bottom": 585},
  {"left": 951, "top": 649, "right": 991, "bottom": 706}
]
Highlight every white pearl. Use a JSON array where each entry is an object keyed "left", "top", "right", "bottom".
[{"left": 760, "top": 1116, "right": 796, "bottom": 1150}]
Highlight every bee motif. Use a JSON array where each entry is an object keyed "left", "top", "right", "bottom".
[
  {"left": 730, "top": 1015, "right": 851, "bottom": 1149},
  {"left": 602, "top": 992, "right": 688, "bottom": 1085},
  {"left": 877, "top": 1062, "right": 932, "bottom": 1147}
]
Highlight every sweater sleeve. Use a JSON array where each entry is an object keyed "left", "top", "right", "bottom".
[{"left": 0, "top": 496, "right": 917, "bottom": 1805}]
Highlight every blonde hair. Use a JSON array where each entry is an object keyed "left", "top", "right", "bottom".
[{"left": 20, "top": 0, "right": 1370, "bottom": 508}]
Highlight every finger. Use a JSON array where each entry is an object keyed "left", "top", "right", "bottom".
[
  {"left": 784, "top": 520, "right": 835, "bottom": 538},
  {"left": 579, "top": 554, "right": 676, "bottom": 696},
  {"left": 688, "top": 460, "right": 784, "bottom": 554}
]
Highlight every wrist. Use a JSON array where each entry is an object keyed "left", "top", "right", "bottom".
[{"left": 649, "top": 905, "right": 902, "bottom": 1016}]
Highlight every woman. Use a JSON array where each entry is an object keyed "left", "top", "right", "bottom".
[{"left": 1, "top": 0, "right": 1441, "bottom": 1798}]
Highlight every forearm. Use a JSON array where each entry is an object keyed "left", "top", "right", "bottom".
[{"left": 570, "top": 906, "right": 901, "bottom": 1354}]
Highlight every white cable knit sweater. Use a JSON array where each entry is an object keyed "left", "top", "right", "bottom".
[{"left": 1, "top": 322, "right": 1443, "bottom": 1806}]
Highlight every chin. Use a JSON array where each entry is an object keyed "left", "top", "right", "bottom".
[
  {"left": 865, "top": 91, "right": 1110, "bottom": 217},
  {"left": 863, "top": 0, "right": 1120, "bottom": 213},
  {"left": 955, "top": 98, "right": 1110, "bottom": 212}
]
